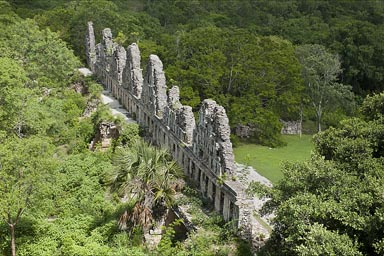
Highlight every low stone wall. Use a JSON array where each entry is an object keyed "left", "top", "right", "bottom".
[{"left": 86, "top": 22, "right": 269, "bottom": 240}]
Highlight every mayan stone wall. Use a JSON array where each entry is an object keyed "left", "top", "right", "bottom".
[{"left": 86, "top": 22, "right": 263, "bottom": 241}]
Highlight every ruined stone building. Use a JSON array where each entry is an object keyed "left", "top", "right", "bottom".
[{"left": 86, "top": 22, "right": 270, "bottom": 241}]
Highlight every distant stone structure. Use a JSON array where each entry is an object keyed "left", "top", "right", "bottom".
[
  {"left": 89, "top": 121, "right": 119, "bottom": 151},
  {"left": 86, "top": 22, "right": 270, "bottom": 241},
  {"left": 281, "top": 120, "right": 302, "bottom": 135},
  {"left": 235, "top": 124, "right": 253, "bottom": 138}
]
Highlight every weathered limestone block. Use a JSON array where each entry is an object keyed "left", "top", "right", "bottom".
[
  {"left": 113, "top": 45, "right": 126, "bottom": 85},
  {"left": 176, "top": 106, "right": 195, "bottom": 145},
  {"left": 95, "top": 43, "right": 103, "bottom": 66},
  {"left": 199, "top": 99, "right": 216, "bottom": 126},
  {"left": 124, "top": 43, "right": 143, "bottom": 98},
  {"left": 85, "top": 22, "right": 96, "bottom": 72},
  {"left": 127, "top": 43, "right": 141, "bottom": 69},
  {"left": 163, "top": 110, "right": 195, "bottom": 145},
  {"left": 102, "top": 28, "right": 114, "bottom": 55},
  {"left": 82, "top": 98, "right": 99, "bottom": 117},
  {"left": 193, "top": 99, "right": 235, "bottom": 175},
  {"left": 168, "top": 86, "right": 181, "bottom": 108},
  {"left": 94, "top": 28, "right": 116, "bottom": 74},
  {"left": 213, "top": 106, "right": 235, "bottom": 174},
  {"left": 163, "top": 86, "right": 195, "bottom": 145},
  {"left": 143, "top": 54, "right": 167, "bottom": 118},
  {"left": 213, "top": 106, "right": 230, "bottom": 140}
]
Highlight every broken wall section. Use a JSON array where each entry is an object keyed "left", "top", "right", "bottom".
[
  {"left": 123, "top": 43, "right": 143, "bottom": 98},
  {"left": 193, "top": 99, "right": 236, "bottom": 176},
  {"left": 110, "top": 45, "right": 126, "bottom": 85},
  {"left": 163, "top": 86, "right": 196, "bottom": 145},
  {"left": 94, "top": 28, "right": 117, "bottom": 76},
  {"left": 142, "top": 55, "right": 167, "bottom": 118}
]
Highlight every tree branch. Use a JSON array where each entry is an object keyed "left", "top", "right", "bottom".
[{"left": 15, "top": 208, "right": 24, "bottom": 225}]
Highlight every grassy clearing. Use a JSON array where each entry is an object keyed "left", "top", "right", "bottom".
[{"left": 233, "top": 135, "right": 314, "bottom": 184}]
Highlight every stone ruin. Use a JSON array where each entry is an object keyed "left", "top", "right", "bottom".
[
  {"left": 86, "top": 21, "right": 270, "bottom": 242},
  {"left": 281, "top": 120, "right": 302, "bottom": 135},
  {"left": 89, "top": 121, "right": 119, "bottom": 151}
]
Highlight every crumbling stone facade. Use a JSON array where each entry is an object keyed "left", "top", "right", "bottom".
[{"left": 86, "top": 23, "right": 270, "bottom": 241}]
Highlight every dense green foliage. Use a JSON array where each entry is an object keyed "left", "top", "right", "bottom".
[
  {"left": 10, "top": 0, "right": 382, "bottom": 145},
  {"left": 257, "top": 93, "right": 384, "bottom": 255},
  {"left": 0, "top": 3, "right": 251, "bottom": 255},
  {"left": 109, "top": 140, "right": 182, "bottom": 231},
  {"left": 2, "top": 1, "right": 384, "bottom": 255},
  {"left": 163, "top": 28, "right": 303, "bottom": 146},
  {"left": 144, "top": 0, "right": 384, "bottom": 94}
]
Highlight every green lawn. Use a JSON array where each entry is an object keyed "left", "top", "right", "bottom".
[{"left": 233, "top": 135, "right": 314, "bottom": 184}]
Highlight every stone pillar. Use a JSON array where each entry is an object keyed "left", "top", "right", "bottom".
[
  {"left": 86, "top": 22, "right": 96, "bottom": 72},
  {"left": 144, "top": 55, "right": 167, "bottom": 118},
  {"left": 214, "top": 187, "right": 221, "bottom": 212},
  {"left": 102, "top": 28, "right": 113, "bottom": 54},
  {"left": 200, "top": 173, "right": 208, "bottom": 197},
  {"left": 207, "top": 180, "right": 213, "bottom": 201},
  {"left": 178, "top": 106, "right": 195, "bottom": 145},
  {"left": 115, "top": 45, "right": 126, "bottom": 85},
  {"left": 168, "top": 86, "right": 180, "bottom": 106},
  {"left": 184, "top": 157, "right": 189, "bottom": 175},
  {"left": 194, "top": 168, "right": 201, "bottom": 185},
  {"left": 174, "top": 144, "right": 178, "bottom": 162},
  {"left": 189, "top": 161, "right": 195, "bottom": 178},
  {"left": 125, "top": 43, "right": 143, "bottom": 98},
  {"left": 214, "top": 106, "right": 235, "bottom": 175},
  {"left": 200, "top": 174, "right": 205, "bottom": 195},
  {"left": 222, "top": 195, "right": 231, "bottom": 221}
]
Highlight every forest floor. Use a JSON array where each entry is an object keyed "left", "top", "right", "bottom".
[{"left": 233, "top": 135, "right": 314, "bottom": 184}]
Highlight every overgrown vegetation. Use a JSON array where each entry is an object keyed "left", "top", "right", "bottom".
[
  {"left": 2, "top": 0, "right": 384, "bottom": 255},
  {"left": 10, "top": 0, "right": 382, "bottom": 146},
  {"left": 0, "top": 3, "right": 251, "bottom": 255},
  {"left": 251, "top": 93, "right": 384, "bottom": 255}
]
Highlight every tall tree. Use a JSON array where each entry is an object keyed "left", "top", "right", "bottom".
[
  {"left": 295, "top": 44, "right": 354, "bottom": 132},
  {"left": 0, "top": 137, "right": 56, "bottom": 256}
]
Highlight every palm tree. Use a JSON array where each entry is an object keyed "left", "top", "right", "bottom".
[{"left": 109, "top": 140, "right": 183, "bottom": 231}]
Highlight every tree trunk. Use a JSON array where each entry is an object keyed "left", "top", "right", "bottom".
[
  {"left": 7, "top": 208, "right": 24, "bottom": 256},
  {"left": 299, "top": 104, "right": 303, "bottom": 138},
  {"left": 10, "top": 224, "right": 16, "bottom": 256},
  {"left": 316, "top": 104, "right": 322, "bottom": 133},
  {"left": 317, "top": 111, "right": 322, "bottom": 133}
]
